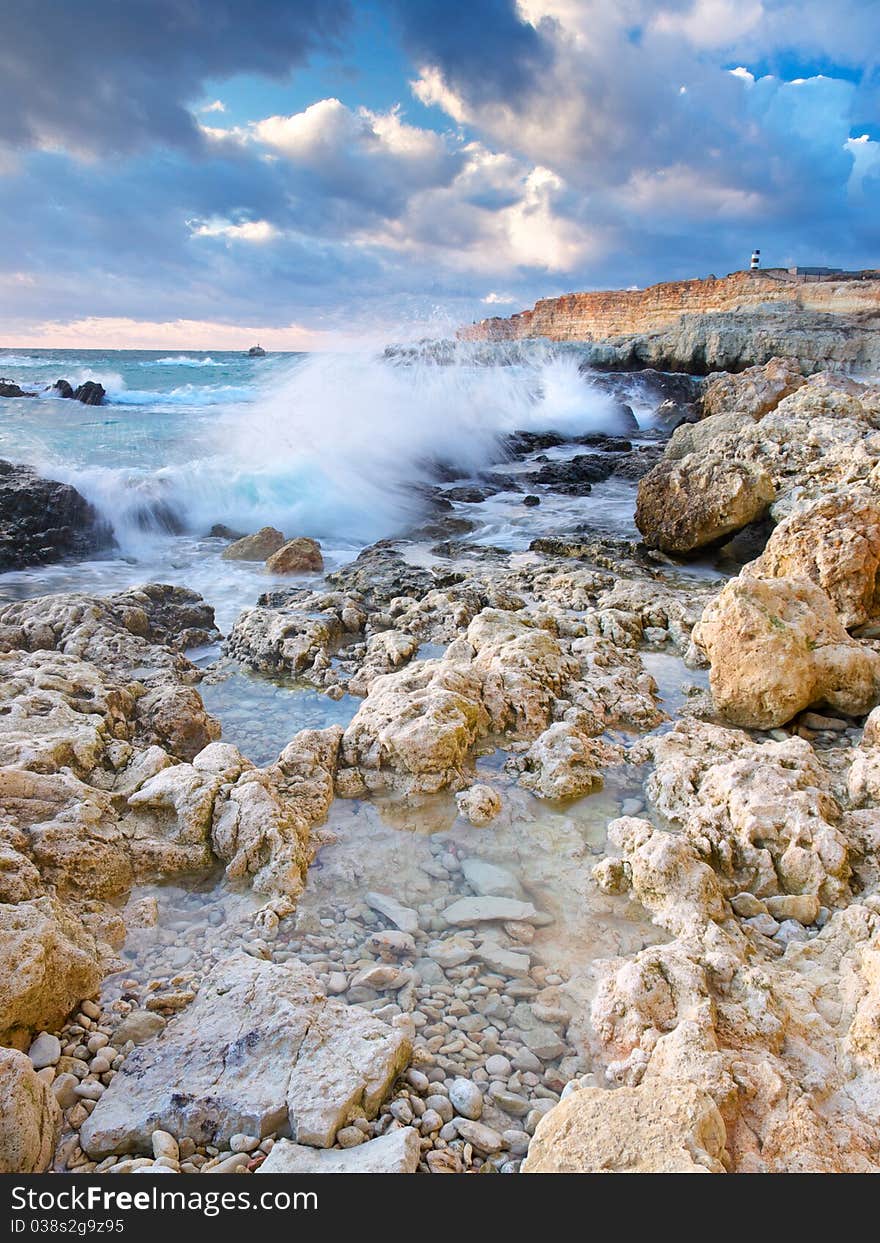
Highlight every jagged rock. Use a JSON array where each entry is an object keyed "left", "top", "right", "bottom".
[
  {"left": 73, "top": 381, "right": 105, "bottom": 405},
  {"left": 265, "top": 537, "right": 324, "bottom": 574},
  {"left": 456, "top": 783, "right": 502, "bottom": 826},
  {"left": 693, "top": 574, "right": 880, "bottom": 728},
  {"left": 257, "top": 1127, "right": 420, "bottom": 1173},
  {"left": 221, "top": 527, "right": 285, "bottom": 562},
  {"left": 518, "top": 723, "right": 622, "bottom": 800},
  {"left": 635, "top": 454, "right": 775, "bottom": 554},
  {"left": 0, "top": 460, "right": 113, "bottom": 571},
  {"left": 0, "top": 380, "right": 33, "bottom": 398},
  {"left": 701, "top": 357, "right": 805, "bottom": 420},
  {"left": 521, "top": 1081, "right": 727, "bottom": 1173},
  {"left": 748, "top": 492, "right": 880, "bottom": 629},
  {"left": 79, "top": 954, "right": 411, "bottom": 1157},
  {"left": 0, "top": 897, "right": 102, "bottom": 1042},
  {"left": 0, "top": 1047, "right": 62, "bottom": 1172}
]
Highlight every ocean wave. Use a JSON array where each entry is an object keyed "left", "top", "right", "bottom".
[
  {"left": 51, "top": 343, "right": 634, "bottom": 554},
  {"left": 153, "top": 355, "right": 221, "bottom": 367},
  {"left": 107, "top": 383, "right": 254, "bottom": 408}
]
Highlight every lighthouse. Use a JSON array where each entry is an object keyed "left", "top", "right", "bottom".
[{"left": 750, "top": 248, "right": 761, "bottom": 270}]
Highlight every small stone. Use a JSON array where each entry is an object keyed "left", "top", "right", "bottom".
[
  {"left": 744, "top": 913, "right": 780, "bottom": 937},
  {"left": 455, "top": 785, "right": 503, "bottom": 827},
  {"left": 366, "top": 893, "right": 420, "bottom": 934},
  {"left": 80, "top": 1000, "right": 101, "bottom": 1021},
  {"left": 485, "top": 1055, "right": 512, "bottom": 1078},
  {"left": 390, "top": 1099, "right": 414, "bottom": 1125},
  {"left": 406, "top": 1068, "right": 430, "bottom": 1093},
  {"left": 112, "top": 1011, "right": 166, "bottom": 1046},
  {"left": 475, "top": 942, "right": 532, "bottom": 978},
  {"left": 152, "top": 1131, "right": 179, "bottom": 1162},
  {"left": 336, "top": 1126, "right": 366, "bottom": 1148},
  {"left": 449, "top": 1078, "right": 483, "bottom": 1120},
  {"left": 326, "top": 972, "right": 348, "bottom": 995},
  {"left": 730, "top": 892, "right": 768, "bottom": 918},
  {"left": 28, "top": 1033, "right": 62, "bottom": 1070},
  {"left": 420, "top": 1109, "right": 443, "bottom": 1133},
  {"left": 442, "top": 897, "right": 539, "bottom": 926},
  {"left": 52, "top": 1073, "right": 80, "bottom": 1109},
  {"left": 229, "top": 1134, "right": 259, "bottom": 1153},
  {"left": 764, "top": 894, "right": 820, "bottom": 925},
  {"left": 454, "top": 1119, "right": 504, "bottom": 1153},
  {"left": 512, "top": 1050, "right": 542, "bottom": 1073},
  {"left": 425, "top": 1095, "right": 453, "bottom": 1123},
  {"left": 775, "top": 919, "right": 810, "bottom": 946},
  {"left": 490, "top": 1088, "right": 530, "bottom": 1116}
]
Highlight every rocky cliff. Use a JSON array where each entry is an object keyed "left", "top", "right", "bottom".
[{"left": 461, "top": 269, "right": 880, "bottom": 373}]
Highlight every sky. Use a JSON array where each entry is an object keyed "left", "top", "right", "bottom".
[{"left": 0, "top": 0, "right": 878, "bottom": 348}]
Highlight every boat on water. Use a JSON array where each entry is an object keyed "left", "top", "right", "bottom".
[{"left": 247, "top": 344, "right": 267, "bottom": 357}]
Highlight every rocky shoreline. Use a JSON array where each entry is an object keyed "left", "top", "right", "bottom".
[{"left": 4, "top": 357, "right": 880, "bottom": 1174}]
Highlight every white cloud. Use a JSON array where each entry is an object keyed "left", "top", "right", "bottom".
[
  {"left": 189, "top": 218, "right": 279, "bottom": 243},
  {"left": 482, "top": 291, "right": 516, "bottom": 304},
  {"left": 198, "top": 99, "right": 226, "bottom": 114}
]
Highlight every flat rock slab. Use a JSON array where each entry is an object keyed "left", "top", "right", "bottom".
[
  {"left": 366, "top": 892, "right": 420, "bottom": 934},
  {"left": 257, "top": 1127, "right": 420, "bottom": 1173},
  {"left": 441, "top": 896, "right": 539, "bottom": 925},
  {"left": 80, "top": 954, "right": 411, "bottom": 1159}
]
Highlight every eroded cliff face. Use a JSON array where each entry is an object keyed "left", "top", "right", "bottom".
[{"left": 461, "top": 270, "right": 880, "bottom": 373}]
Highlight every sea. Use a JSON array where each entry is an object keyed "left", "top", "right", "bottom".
[{"left": 0, "top": 343, "right": 657, "bottom": 631}]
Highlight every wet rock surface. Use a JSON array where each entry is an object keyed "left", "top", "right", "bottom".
[{"left": 0, "top": 460, "right": 114, "bottom": 571}]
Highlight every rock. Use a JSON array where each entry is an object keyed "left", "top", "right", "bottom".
[
  {"left": 474, "top": 941, "right": 532, "bottom": 977},
  {"left": 27, "top": 1032, "right": 62, "bottom": 1070},
  {"left": 635, "top": 454, "right": 775, "bottom": 555},
  {"left": 365, "top": 892, "right": 420, "bottom": 934},
  {"left": 764, "top": 894, "right": 820, "bottom": 924},
  {"left": 151, "top": 1131, "right": 179, "bottom": 1161},
  {"left": 0, "top": 460, "right": 114, "bottom": 571},
  {"left": 72, "top": 381, "right": 106, "bottom": 406},
  {"left": 518, "top": 723, "right": 621, "bottom": 799},
  {"left": 486, "top": 1054, "right": 513, "bottom": 1077},
  {"left": 460, "top": 859, "right": 523, "bottom": 900},
  {"left": 79, "top": 955, "right": 411, "bottom": 1157},
  {"left": 52, "top": 1073, "right": 79, "bottom": 1110},
  {"left": 112, "top": 1011, "right": 167, "bottom": 1046},
  {"left": 521, "top": 1081, "right": 727, "bottom": 1174},
  {"left": 0, "top": 897, "right": 102, "bottom": 1042},
  {"left": 693, "top": 574, "right": 880, "bottom": 728},
  {"left": 456, "top": 783, "right": 502, "bottom": 826},
  {"left": 265, "top": 538, "right": 324, "bottom": 575},
  {"left": 442, "top": 896, "right": 539, "bottom": 925},
  {"left": 701, "top": 357, "right": 805, "bottom": 420},
  {"left": 0, "top": 381, "right": 32, "bottom": 398},
  {"left": 453, "top": 1118, "right": 504, "bottom": 1153},
  {"left": 50, "top": 380, "right": 74, "bottom": 398},
  {"left": 221, "top": 527, "right": 285, "bottom": 561},
  {"left": 257, "top": 1127, "right": 420, "bottom": 1174},
  {"left": 0, "top": 1047, "right": 61, "bottom": 1172},
  {"left": 749, "top": 492, "right": 880, "bottom": 629},
  {"left": 449, "top": 1078, "right": 483, "bottom": 1120}
]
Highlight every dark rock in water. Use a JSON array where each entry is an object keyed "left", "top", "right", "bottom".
[
  {"left": 132, "top": 501, "right": 186, "bottom": 535},
  {"left": 522, "top": 453, "right": 626, "bottom": 494},
  {"left": 604, "top": 400, "right": 639, "bottom": 433},
  {"left": 444, "top": 484, "right": 501, "bottom": 503},
  {"left": 572, "top": 433, "right": 632, "bottom": 452},
  {"left": 610, "top": 445, "right": 664, "bottom": 481},
  {"left": 582, "top": 367, "right": 703, "bottom": 428},
  {"left": 503, "top": 431, "right": 568, "bottom": 458},
  {"left": 50, "top": 378, "right": 106, "bottom": 405},
  {"left": 0, "top": 380, "right": 34, "bottom": 399},
  {"left": 523, "top": 495, "right": 541, "bottom": 507},
  {"left": 208, "top": 523, "right": 245, "bottom": 541},
  {"left": 73, "top": 381, "right": 106, "bottom": 406},
  {"left": 0, "top": 460, "right": 114, "bottom": 570}
]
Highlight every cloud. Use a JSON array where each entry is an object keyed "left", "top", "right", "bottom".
[
  {"left": 189, "top": 218, "right": 280, "bottom": 243},
  {"left": 199, "top": 101, "right": 227, "bottom": 115},
  {"left": 0, "top": 1, "right": 352, "bottom": 156},
  {"left": 482, "top": 292, "right": 517, "bottom": 304}
]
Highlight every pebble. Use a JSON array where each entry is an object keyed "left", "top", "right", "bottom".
[
  {"left": 52, "top": 1073, "right": 80, "bottom": 1109},
  {"left": 453, "top": 1119, "right": 504, "bottom": 1153},
  {"left": 406, "top": 1068, "right": 430, "bottom": 1093},
  {"left": 365, "top": 892, "right": 420, "bottom": 934},
  {"left": 28, "top": 1032, "right": 62, "bottom": 1069},
  {"left": 490, "top": 1087, "right": 530, "bottom": 1116},
  {"left": 774, "top": 919, "right": 810, "bottom": 946},
  {"left": 765, "top": 894, "right": 820, "bottom": 925},
  {"left": 485, "top": 1054, "right": 512, "bottom": 1077},
  {"left": 449, "top": 1077, "right": 483, "bottom": 1120},
  {"left": 229, "top": 1134, "right": 259, "bottom": 1153},
  {"left": 744, "top": 913, "right": 780, "bottom": 937},
  {"left": 336, "top": 1126, "right": 366, "bottom": 1148},
  {"left": 731, "top": 892, "right": 767, "bottom": 918},
  {"left": 152, "top": 1131, "right": 179, "bottom": 1161},
  {"left": 325, "top": 972, "right": 348, "bottom": 995},
  {"left": 424, "top": 1094, "right": 454, "bottom": 1123},
  {"left": 420, "top": 1109, "right": 444, "bottom": 1133}
]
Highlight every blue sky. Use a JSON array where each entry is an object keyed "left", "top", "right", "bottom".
[{"left": 0, "top": 0, "right": 878, "bottom": 348}]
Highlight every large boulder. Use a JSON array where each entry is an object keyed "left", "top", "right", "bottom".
[
  {"left": 635, "top": 453, "right": 775, "bottom": 554},
  {"left": 0, "top": 1048, "right": 62, "bottom": 1172},
  {"left": 693, "top": 574, "right": 880, "bottom": 729},
  {"left": 0, "top": 460, "right": 113, "bottom": 571},
  {"left": 748, "top": 492, "right": 880, "bottom": 629},
  {"left": 79, "top": 954, "right": 411, "bottom": 1158},
  {"left": 521, "top": 1081, "right": 727, "bottom": 1173},
  {"left": 701, "top": 356, "right": 805, "bottom": 420}
]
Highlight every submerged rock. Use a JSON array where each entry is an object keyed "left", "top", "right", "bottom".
[
  {"left": 79, "top": 954, "right": 411, "bottom": 1157},
  {"left": 221, "top": 526, "right": 285, "bottom": 561},
  {"left": 265, "top": 537, "right": 324, "bottom": 575}
]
